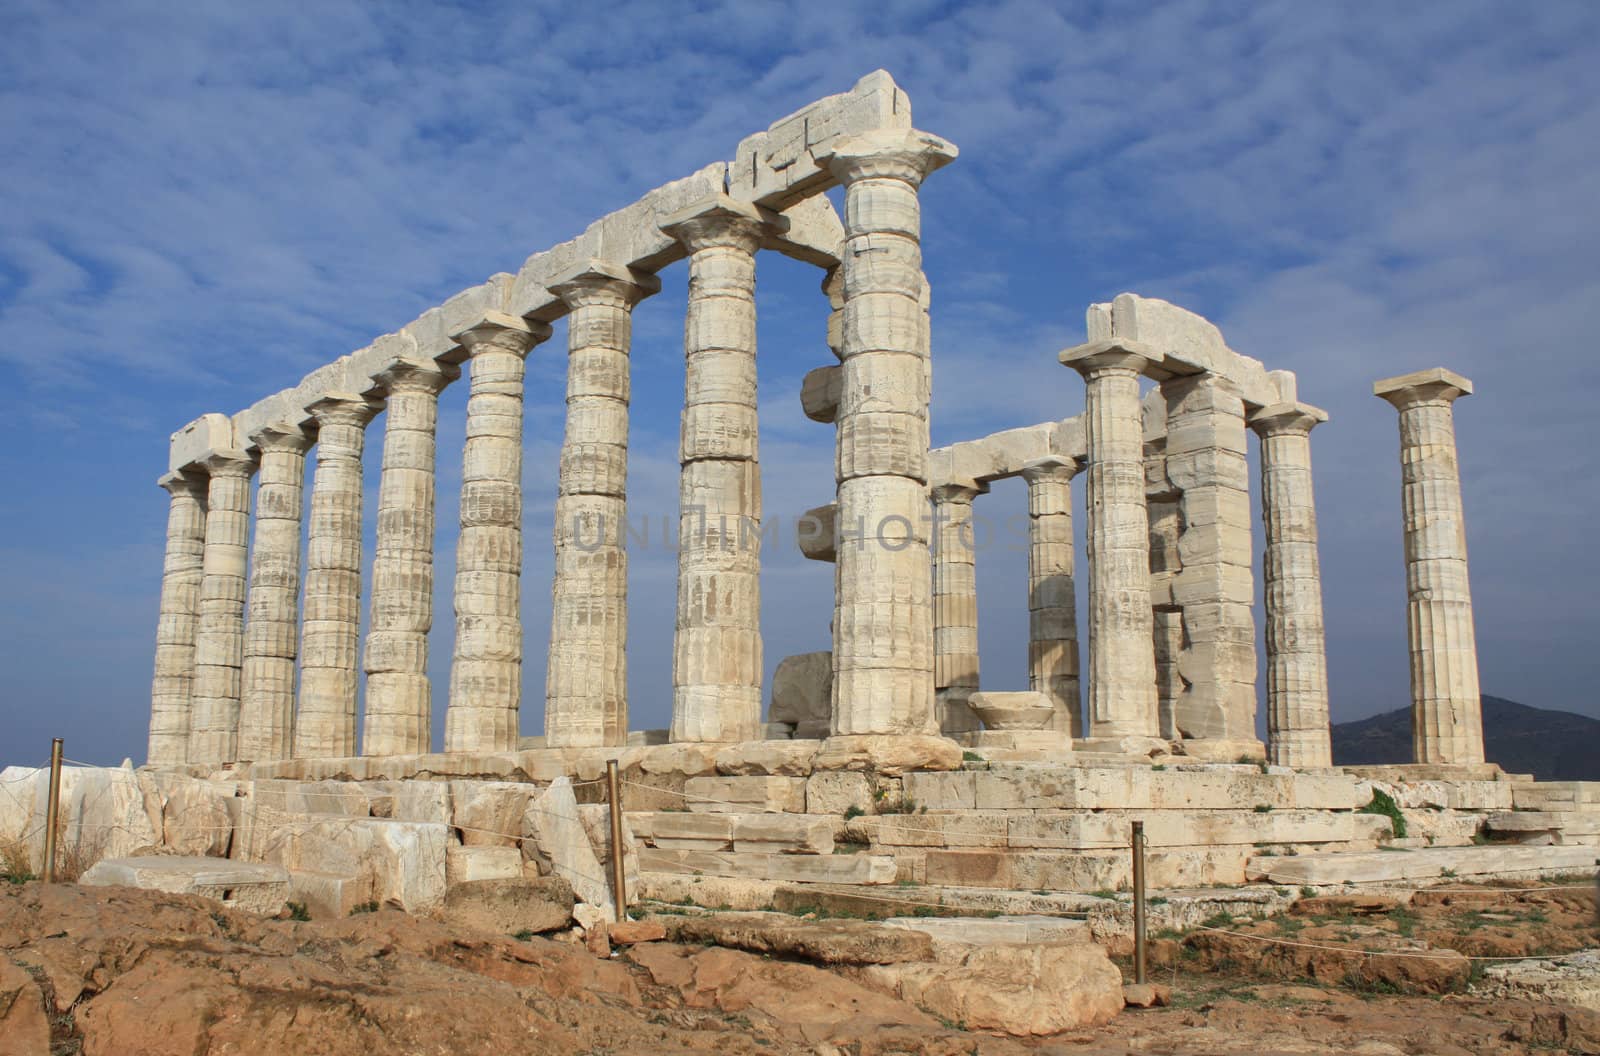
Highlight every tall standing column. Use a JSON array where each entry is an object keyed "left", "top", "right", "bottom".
[
  {"left": 188, "top": 450, "right": 257, "bottom": 765},
  {"left": 1374, "top": 368, "right": 1484, "bottom": 765},
  {"left": 294, "top": 395, "right": 378, "bottom": 759},
  {"left": 148, "top": 471, "right": 208, "bottom": 766},
  {"left": 1250, "top": 402, "right": 1333, "bottom": 767},
  {"left": 817, "top": 128, "right": 957, "bottom": 738},
  {"left": 365, "top": 359, "right": 456, "bottom": 756},
  {"left": 545, "top": 262, "right": 658, "bottom": 748},
  {"left": 662, "top": 198, "right": 768, "bottom": 743},
  {"left": 1021, "top": 456, "right": 1083, "bottom": 737},
  {"left": 931, "top": 480, "right": 984, "bottom": 735},
  {"left": 1060, "top": 342, "right": 1161, "bottom": 739},
  {"left": 446, "top": 314, "right": 547, "bottom": 754},
  {"left": 237, "top": 426, "right": 313, "bottom": 762}
]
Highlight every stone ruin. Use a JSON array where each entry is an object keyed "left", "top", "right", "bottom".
[{"left": 3, "top": 72, "right": 1595, "bottom": 944}]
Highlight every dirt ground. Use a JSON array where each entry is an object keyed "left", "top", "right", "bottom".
[{"left": 0, "top": 878, "right": 1595, "bottom": 1056}]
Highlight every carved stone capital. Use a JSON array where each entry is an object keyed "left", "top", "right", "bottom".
[
  {"left": 1249, "top": 402, "right": 1329, "bottom": 438},
  {"left": 247, "top": 423, "right": 315, "bottom": 455},
  {"left": 1019, "top": 455, "right": 1083, "bottom": 485},
  {"left": 1373, "top": 367, "right": 1473, "bottom": 409},
  {"left": 547, "top": 259, "right": 662, "bottom": 310},
  {"left": 929, "top": 478, "right": 986, "bottom": 505},
  {"left": 158, "top": 469, "right": 208, "bottom": 498},
  {"left": 452, "top": 311, "right": 551, "bottom": 358},
  {"left": 370, "top": 357, "right": 460, "bottom": 396},
  {"left": 816, "top": 129, "right": 959, "bottom": 187},
  {"left": 660, "top": 194, "right": 774, "bottom": 255},
  {"left": 196, "top": 449, "right": 257, "bottom": 479},
  {"left": 304, "top": 393, "right": 381, "bottom": 429},
  {"left": 1058, "top": 338, "right": 1163, "bottom": 380}
]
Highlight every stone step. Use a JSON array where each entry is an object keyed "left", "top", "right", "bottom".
[
  {"left": 852, "top": 808, "right": 1389, "bottom": 850},
  {"left": 1245, "top": 844, "right": 1598, "bottom": 886},
  {"left": 638, "top": 847, "right": 897, "bottom": 885},
  {"left": 1486, "top": 811, "right": 1600, "bottom": 837},
  {"left": 879, "top": 914, "right": 1092, "bottom": 954},
  {"left": 1512, "top": 782, "right": 1600, "bottom": 811},
  {"left": 920, "top": 845, "right": 1250, "bottom": 892},
  {"left": 81, "top": 856, "right": 288, "bottom": 914},
  {"left": 628, "top": 811, "right": 836, "bottom": 854},
  {"left": 682, "top": 775, "right": 807, "bottom": 813},
  {"left": 904, "top": 766, "right": 1361, "bottom": 812}
]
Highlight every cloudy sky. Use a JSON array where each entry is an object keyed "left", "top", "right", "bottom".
[{"left": 2, "top": 0, "right": 1596, "bottom": 765}]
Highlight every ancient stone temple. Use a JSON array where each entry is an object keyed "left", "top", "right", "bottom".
[{"left": 16, "top": 71, "right": 1585, "bottom": 940}]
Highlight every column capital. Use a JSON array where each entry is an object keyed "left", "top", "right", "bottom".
[
  {"left": 158, "top": 469, "right": 207, "bottom": 497},
  {"left": 548, "top": 258, "right": 662, "bottom": 310},
  {"left": 930, "top": 478, "right": 987, "bottom": 504},
  {"left": 1373, "top": 367, "right": 1473, "bottom": 409},
  {"left": 452, "top": 311, "right": 552, "bottom": 357},
  {"left": 195, "top": 449, "right": 256, "bottom": 478},
  {"left": 304, "top": 393, "right": 381, "bottom": 429},
  {"left": 370, "top": 356, "right": 460, "bottom": 397},
  {"left": 816, "top": 128, "right": 959, "bottom": 187},
  {"left": 1059, "top": 338, "right": 1163, "bottom": 379},
  {"left": 1019, "top": 455, "right": 1083, "bottom": 484},
  {"left": 1248, "top": 401, "right": 1329, "bottom": 438},
  {"left": 247, "top": 422, "right": 315, "bottom": 455},
  {"left": 659, "top": 194, "right": 774, "bottom": 255}
]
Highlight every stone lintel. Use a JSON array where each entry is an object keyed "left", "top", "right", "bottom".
[
  {"left": 546, "top": 258, "right": 663, "bottom": 301},
  {"left": 1058, "top": 338, "right": 1165, "bottom": 378},
  {"left": 1248, "top": 401, "right": 1330, "bottom": 436},
  {"left": 1373, "top": 367, "right": 1473, "bottom": 407}
]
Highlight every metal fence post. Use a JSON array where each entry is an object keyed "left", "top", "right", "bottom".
[
  {"left": 1132, "top": 819, "right": 1147, "bottom": 985},
  {"left": 41, "top": 739, "right": 63, "bottom": 883},
  {"left": 606, "top": 758, "right": 627, "bottom": 923}
]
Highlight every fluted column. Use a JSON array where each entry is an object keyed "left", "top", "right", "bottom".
[
  {"left": 1021, "top": 456, "right": 1083, "bottom": 737},
  {"left": 932, "top": 480, "right": 985, "bottom": 735},
  {"left": 662, "top": 197, "right": 768, "bottom": 743},
  {"left": 294, "top": 395, "right": 379, "bottom": 759},
  {"left": 188, "top": 450, "right": 257, "bottom": 765},
  {"left": 1060, "top": 342, "right": 1160, "bottom": 738},
  {"left": 364, "top": 359, "right": 456, "bottom": 756},
  {"left": 817, "top": 128, "right": 957, "bottom": 738},
  {"left": 148, "top": 471, "right": 208, "bottom": 766},
  {"left": 1250, "top": 402, "right": 1333, "bottom": 767},
  {"left": 446, "top": 314, "right": 547, "bottom": 754},
  {"left": 237, "top": 426, "right": 313, "bottom": 762},
  {"left": 1374, "top": 368, "right": 1484, "bottom": 765},
  {"left": 545, "top": 262, "right": 658, "bottom": 748}
]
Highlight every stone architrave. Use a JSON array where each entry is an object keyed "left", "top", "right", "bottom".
[
  {"left": 294, "top": 395, "right": 379, "bottom": 760},
  {"left": 188, "top": 450, "right": 258, "bottom": 765},
  {"left": 661, "top": 196, "right": 770, "bottom": 743},
  {"left": 1250, "top": 401, "right": 1333, "bottom": 767},
  {"left": 445, "top": 313, "right": 548, "bottom": 754},
  {"left": 931, "top": 479, "right": 985, "bottom": 735},
  {"left": 148, "top": 471, "right": 208, "bottom": 767},
  {"left": 545, "top": 262, "right": 659, "bottom": 748},
  {"left": 364, "top": 359, "right": 457, "bottom": 757},
  {"left": 237, "top": 425, "right": 314, "bottom": 762},
  {"left": 1059, "top": 341, "right": 1160, "bottom": 739},
  {"left": 816, "top": 128, "right": 957, "bottom": 738},
  {"left": 1374, "top": 368, "right": 1484, "bottom": 765},
  {"left": 1162, "top": 371, "right": 1258, "bottom": 744},
  {"left": 1020, "top": 456, "right": 1083, "bottom": 737}
]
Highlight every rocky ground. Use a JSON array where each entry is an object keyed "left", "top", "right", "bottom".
[{"left": 0, "top": 879, "right": 1595, "bottom": 1056}]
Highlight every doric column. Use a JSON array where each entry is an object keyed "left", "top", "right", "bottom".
[
  {"left": 237, "top": 425, "right": 313, "bottom": 762},
  {"left": 931, "top": 479, "right": 985, "bottom": 735},
  {"left": 445, "top": 313, "right": 547, "bottom": 754},
  {"left": 1374, "top": 368, "right": 1484, "bottom": 765},
  {"left": 1250, "top": 402, "right": 1333, "bottom": 767},
  {"left": 817, "top": 128, "right": 957, "bottom": 738},
  {"left": 1021, "top": 456, "right": 1083, "bottom": 737},
  {"left": 545, "top": 262, "right": 658, "bottom": 748},
  {"left": 188, "top": 450, "right": 257, "bottom": 765},
  {"left": 147, "top": 471, "right": 208, "bottom": 766},
  {"left": 1060, "top": 342, "right": 1161, "bottom": 738},
  {"left": 294, "top": 394, "right": 379, "bottom": 760},
  {"left": 364, "top": 359, "right": 456, "bottom": 756},
  {"left": 661, "top": 197, "right": 768, "bottom": 743}
]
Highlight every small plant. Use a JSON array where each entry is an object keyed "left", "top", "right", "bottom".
[
  {"left": 350, "top": 901, "right": 380, "bottom": 915},
  {"left": 1301, "top": 886, "right": 1317, "bottom": 898},
  {"left": 1151, "top": 764, "right": 1166, "bottom": 771},
  {"left": 1087, "top": 889, "right": 1122, "bottom": 900},
  {"left": 1440, "top": 867, "right": 1458, "bottom": 878},
  {"left": 1148, "top": 895, "right": 1169, "bottom": 906},
  {"left": 1357, "top": 789, "right": 1408, "bottom": 838},
  {"left": 1254, "top": 804, "right": 1273, "bottom": 813},
  {"left": 286, "top": 901, "right": 311, "bottom": 922},
  {"left": 1199, "top": 911, "right": 1234, "bottom": 929},
  {"left": 833, "top": 840, "right": 870, "bottom": 855},
  {"left": 511, "top": 929, "right": 535, "bottom": 941},
  {"left": 961, "top": 751, "right": 985, "bottom": 763},
  {"left": 843, "top": 805, "right": 865, "bottom": 821}
]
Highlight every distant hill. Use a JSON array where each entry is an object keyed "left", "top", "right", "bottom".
[{"left": 1331, "top": 695, "right": 1600, "bottom": 781}]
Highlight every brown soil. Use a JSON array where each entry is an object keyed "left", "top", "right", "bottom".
[{"left": 0, "top": 879, "right": 1595, "bottom": 1056}]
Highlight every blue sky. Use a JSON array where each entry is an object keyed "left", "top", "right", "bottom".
[{"left": 2, "top": 0, "right": 1597, "bottom": 765}]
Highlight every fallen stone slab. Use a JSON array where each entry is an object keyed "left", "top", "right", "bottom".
[
  {"left": 660, "top": 910, "right": 935, "bottom": 964},
  {"left": 81, "top": 856, "right": 288, "bottom": 914},
  {"left": 639, "top": 847, "right": 897, "bottom": 885},
  {"left": 1474, "top": 950, "right": 1600, "bottom": 1012},
  {"left": 439, "top": 877, "right": 574, "bottom": 937},
  {"left": 1248, "top": 844, "right": 1598, "bottom": 886},
  {"left": 879, "top": 914, "right": 1091, "bottom": 963}
]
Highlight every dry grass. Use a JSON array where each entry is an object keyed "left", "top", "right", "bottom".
[
  {"left": 53, "top": 822, "right": 107, "bottom": 883},
  {"left": 0, "top": 836, "right": 35, "bottom": 880}
]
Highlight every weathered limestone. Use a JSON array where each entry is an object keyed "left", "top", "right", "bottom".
[
  {"left": 769, "top": 652, "right": 833, "bottom": 739},
  {"left": 818, "top": 128, "right": 957, "bottom": 737},
  {"left": 545, "top": 262, "right": 658, "bottom": 748},
  {"left": 364, "top": 359, "right": 456, "bottom": 757},
  {"left": 1060, "top": 341, "right": 1160, "bottom": 738},
  {"left": 238, "top": 426, "right": 314, "bottom": 762},
  {"left": 662, "top": 197, "right": 770, "bottom": 743},
  {"left": 1374, "top": 368, "right": 1484, "bottom": 766},
  {"left": 931, "top": 479, "right": 985, "bottom": 735},
  {"left": 1020, "top": 457, "right": 1082, "bottom": 737},
  {"left": 1162, "top": 372, "right": 1257, "bottom": 745},
  {"left": 148, "top": 471, "right": 208, "bottom": 767},
  {"left": 1250, "top": 402, "right": 1333, "bottom": 767},
  {"left": 188, "top": 450, "right": 257, "bottom": 765},
  {"left": 445, "top": 314, "right": 548, "bottom": 754},
  {"left": 294, "top": 396, "right": 379, "bottom": 760}
]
